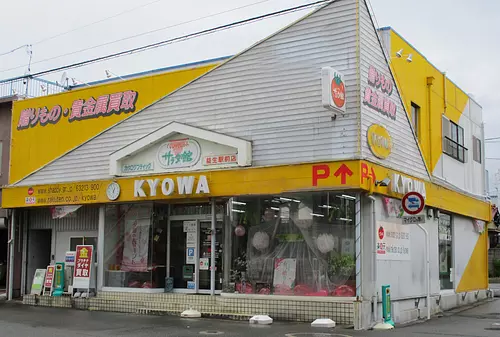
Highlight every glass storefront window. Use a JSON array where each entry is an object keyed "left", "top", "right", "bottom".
[
  {"left": 225, "top": 192, "right": 356, "bottom": 297},
  {"left": 103, "top": 203, "right": 167, "bottom": 289},
  {"left": 438, "top": 213, "right": 453, "bottom": 290}
]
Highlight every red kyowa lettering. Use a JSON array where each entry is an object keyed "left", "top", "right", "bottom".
[{"left": 17, "top": 90, "right": 139, "bottom": 130}]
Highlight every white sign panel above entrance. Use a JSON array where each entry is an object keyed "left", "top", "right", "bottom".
[{"left": 109, "top": 122, "right": 252, "bottom": 176}]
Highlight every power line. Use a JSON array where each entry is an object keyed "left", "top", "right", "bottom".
[
  {"left": 33, "top": 0, "right": 164, "bottom": 45},
  {"left": 0, "top": 0, "right": 332, "bottom": 82},
  {"left": 0, "top": 44, "right": 30, "bottom": 57},
  {"left": 0, "top": 0, "right": 163, "bottom": 57},
  {"left": 0, "top": 0, "right": 273, "bottom": 74},
  {"left": 486, "top": 137, "right": 500, "bottom": 141}
]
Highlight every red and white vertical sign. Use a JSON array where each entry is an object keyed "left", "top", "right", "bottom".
[
  {"left": 44, "top": 265, "right": 55, "bottom": 288},
  {"left": 73, "top": 245, "right": 93, "bottom": 289}
]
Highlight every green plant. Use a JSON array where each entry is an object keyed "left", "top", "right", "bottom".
[
  {"left": 493, "top": 259, "right": 500, "bottom": 277},
  {"left": 328, "top": 254, "right": 355, "bottom": 278},
  {"left": 230, "top": 252, "right": 248, "bottom": 282}
]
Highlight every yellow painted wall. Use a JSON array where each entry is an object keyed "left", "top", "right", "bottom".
[
  {"left": 456, "top": 232, "right": 489, "bottom": 292},
  {"left": 388, "top": 29, "right": 487, "bottom": 291},
  {"left": 9, "top": 63, "right": 219, "bottom": 185},
  {"left": 388, "top": 30, "right": 470, "bottom": 173}
]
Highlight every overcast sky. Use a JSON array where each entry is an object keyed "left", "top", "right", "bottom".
[{"left": 1, "top": 0, "right": 499, "bottom": 192}]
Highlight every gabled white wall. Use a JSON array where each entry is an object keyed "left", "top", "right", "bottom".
[{"left": 359, "top": 1, "right": 429, "bottom": 180}]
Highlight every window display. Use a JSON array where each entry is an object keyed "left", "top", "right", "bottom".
[
  {"left": 225, "top": 192, "right": 356, "bottom": 297},
  {"left": 438, "top": 213, "right": 453, "bottom": 289},
  {"left": 104, "top": 203, "right": 167, "bottom": 289}
]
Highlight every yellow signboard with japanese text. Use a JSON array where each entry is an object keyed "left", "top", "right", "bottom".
[
  {"left": 2, "top": 160, "right": 491, "bottom": 222},
  {"left": 9, "top": 62, "right": 220, "bottom": 185}
]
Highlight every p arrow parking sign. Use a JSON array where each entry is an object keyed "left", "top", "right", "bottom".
[{"left": 402, "top": 191, "right": 425, "bottom": 215}]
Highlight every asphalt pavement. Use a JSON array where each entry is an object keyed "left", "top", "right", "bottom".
[{"left": 0, "top": 299, "right": 498, "bottom": 337}]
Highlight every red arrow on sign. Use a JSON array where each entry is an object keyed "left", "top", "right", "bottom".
[{"left": 334, "top": 164, "right": 353, "bottom": 184}]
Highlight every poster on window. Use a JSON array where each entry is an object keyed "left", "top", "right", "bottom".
[
  {"left": 73, "top": 245, "right": 93, "bottom": 289},
  {"left": 382, "top": 197, "right": 404, "bottom": 218},
  {"left": 273, "top": 258, "right": 297, "bottom": 291},
  {"left": 121, "top": 219, "right": 150, "bottom": 272},
  {"left": 50, "top": 205, "right": 82, "bottom": 219},
  {"left": 376, "top": 221, "right": 411, "bottom": 260}
]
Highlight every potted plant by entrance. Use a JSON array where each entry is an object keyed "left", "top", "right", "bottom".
[{"left": 328, "top": 254, "right": 355, "bottom": 297}]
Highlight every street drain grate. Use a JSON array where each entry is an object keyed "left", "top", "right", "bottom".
[{"left": 199, "top": 331, "right": 224, "bottom": 335}]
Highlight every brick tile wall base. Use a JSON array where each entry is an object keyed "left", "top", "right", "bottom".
[{"left": 22, "top": 292, "right": 355, "bottom": 325}]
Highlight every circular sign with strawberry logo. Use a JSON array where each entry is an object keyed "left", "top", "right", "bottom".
[
  {"left": 378, "top": 226, "right": 385, "bottom": 240},
  {"left": 331, "top": 73, "right": 346, "bottom": 108},
  {"left": 27, "top": 187, "right": 34, "bottom": 196}
]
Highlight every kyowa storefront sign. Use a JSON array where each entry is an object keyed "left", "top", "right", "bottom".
[
  {"left": 363, "top": 65, "right": 396, "bottom": 120},
  {"left": 391, "top": 173, "right": 426, "bottom": 198},
  {"left": 134, "top": 175, "right": 210, "bottom": 197}
]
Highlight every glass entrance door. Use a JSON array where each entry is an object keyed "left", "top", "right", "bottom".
[
  {"left": 169, "top": 219, "right": 223, "bottom": 293},
  {"left": 169, "top": 221, "right": 194, "bottom": 291},
  {"left": 199, "top": 221, "right": 223, "bottom": 292}
]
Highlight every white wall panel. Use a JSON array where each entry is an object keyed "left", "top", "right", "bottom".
[
  {"left": 29, "top": 206, "right": 99, "bottom": 231},
  {"left": 361, "top": 195, "right": 440, "bottom": 300},
  {"left": 452, "top": 214, "right": 479, "bottom": 289}
]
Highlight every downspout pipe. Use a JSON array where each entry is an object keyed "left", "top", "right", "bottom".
[
  {"left": 426, "top": 76, "right": 435, "bottom": 169},
  {"left": 367, "top": 195, "right": 378, "bottom": 324},
  {"left": 7, "top": 209, "right": 15, "bottom": 301}
]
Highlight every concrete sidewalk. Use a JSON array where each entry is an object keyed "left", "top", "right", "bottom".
[{"left": 0, "top": 299, "right": 498, "bottom": 336}]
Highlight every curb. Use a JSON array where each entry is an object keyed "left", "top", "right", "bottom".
[{"left": 392, "top": 298, "right": 497, "bottom": 328}]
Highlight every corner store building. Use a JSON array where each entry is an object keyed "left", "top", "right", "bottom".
[{"left": 2, "top": 0, "right": 491, "bottom": 329}]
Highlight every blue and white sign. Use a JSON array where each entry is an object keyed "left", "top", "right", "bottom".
[
  {"left": 64, "top": 251, "right": 76, "bottom": 266},
  {"left": 402, "top": 192, "right": 425, "bottom": 215},
  {"left": 187, "top": 281, "right": 196, "bottom": 289},
  {"left": 186, "top": 247, "right": 196, "bottom": 264}
]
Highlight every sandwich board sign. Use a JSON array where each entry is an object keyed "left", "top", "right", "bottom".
[
  {"left": 30, "top": 269, "right": 46, "bottom": 295},
  {"left": 42, "top": 265, "right": 55, "bottom": 296},
  {"left": 72, "top": 245, "right": 93, "bottom": 294}
]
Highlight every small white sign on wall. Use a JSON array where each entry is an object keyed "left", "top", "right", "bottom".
[
  {"left": 376, "top": 221, "right": 411, "bottom": 261},
  {"left": 183, "top": 221, "right": 197, "bottom": 233}
]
